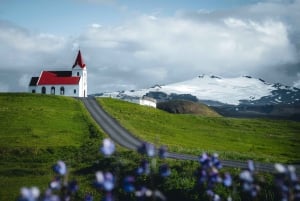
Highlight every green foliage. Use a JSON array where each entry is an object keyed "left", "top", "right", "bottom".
[
  {"left": 0, "top": 93, "right": 297, "bottom": 201},
  {"left": 98, "top": 98, "right": 300, "bottom": 163},
  {"left": 0, "top": 93, "right": 104, "bottom": 200}
]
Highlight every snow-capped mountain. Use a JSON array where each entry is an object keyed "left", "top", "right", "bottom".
[{"left": 96, "top": 75, "right": 300, "bottom": 106}]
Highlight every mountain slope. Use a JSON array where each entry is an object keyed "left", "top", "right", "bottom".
[{"left": 97, "top": 75, "right": 300, "bottom": 106}]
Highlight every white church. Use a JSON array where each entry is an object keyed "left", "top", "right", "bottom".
[{"left": 29, "top": 50, "right": 87, "bottom": 97}]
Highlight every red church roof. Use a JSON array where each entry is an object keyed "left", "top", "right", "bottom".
[
  {"left": 72, "top": 50, "right": 86, "bottom": 69},
  {"left": 37, "top": 71, "right": 80, "bottom": 85}
]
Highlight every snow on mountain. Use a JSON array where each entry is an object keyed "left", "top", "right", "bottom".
[{"left": 96, "top": 75, "right": 300, "bottom": 106}]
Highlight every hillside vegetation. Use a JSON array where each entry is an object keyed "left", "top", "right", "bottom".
[
  {"left": 157, "top": 100, "right": 221, "bottom": 116},
  {"left": 0, "top": 94, "right": 298, "bottom": 200},
  {"left": 0, "top": 93, "right": 104, "bottom": 200},
  {"left": 98, "top": 98, "right": 300, "bottom": 164}
]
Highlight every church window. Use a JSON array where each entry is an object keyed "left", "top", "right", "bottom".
[
  {"left": 74, "top": 89, "right": 76, "bottom": 94},
  {"left": 77, "top": 72, "right": 79, "bottom": 76},
  {"left": 60, "top": 87, "right": 65, "bottom": 95},
  {"left": 42, "top": 87, "right": 46, "bottom": 94},
  {"left": 51, "top": 87, "right": 55, "bottom": 95}
]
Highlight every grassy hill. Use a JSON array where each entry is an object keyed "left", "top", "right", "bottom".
[
  {"left": 98, "top": 98, "right": 300, "bottom": 164},
  {"left": 157, "top": 100, "right": 221, "bottom": 116},
  {"left": 0, "top": 93, "right": 105, "bottom": 200},
  {"left": 1, "top": 93, "right": 299, "bottom": 200}
]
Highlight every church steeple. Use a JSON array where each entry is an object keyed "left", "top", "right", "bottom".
[{"left": 72, "top": 50, "right": 86, "bottom": 68}]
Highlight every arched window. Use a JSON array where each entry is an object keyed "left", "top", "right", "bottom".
[
  {"left": 74, "top": 89, "right": 76, "bottom": 94},
  {"left": 41, "top": 87, "right": 46, "bottom": 94},
  {"left": 51, "top": 87, "right": 55, "bottom": 95},
  {"left": 60, "top": 87, "right": 65, "bottom": 95}
]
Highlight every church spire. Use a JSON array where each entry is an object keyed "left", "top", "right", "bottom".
[{"left": 72, "top": 50, "right": 86, "bottom": 68}]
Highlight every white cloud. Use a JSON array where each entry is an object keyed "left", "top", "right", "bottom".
[
  {"left": 293, "top": 73, "right": 300, "bottom": 89},
  {"left": 91, "top": 23, "right": 102, "bottom": 29},
  {"left": 0, "top": 0, "right": 300, "bottom": 94},
  {"left": 77, "top": 13, "right": 297, "bottom": 90}
]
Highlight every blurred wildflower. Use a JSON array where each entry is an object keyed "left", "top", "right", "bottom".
[
  {"left": 137, "top": 142, "right": 155, "bottom": 157},
  {"left": 49, "top": 177, "right": 62, "bottom": 190},
  {"left": 19, "top": 186, "right": 40, "bottom": 201},
  {"left": 123, "top": 176, "right": 135, "bottom": 193},
  {"left": 95, "top": 171, "right": 115, "bottom": 192},
  {"left": 67, "top": 180, "right": 79, "bottom": 194},
  {"left": 223, "top": 172, "right": 232, "bottom": 187},
  {"left": 53, "top": 160, "right": 67, "bottom": 176},
  {"left": 274, "top": 163, "right": 300, "bottom": 201},
  {"left": 103, "top": 192, "right": 114, "bottom": 201},
  {"left": 135, "top": 187, "right": 166, "bottom": 201},
  {"left": 239, "top": 160, "right": 260, "bottom": 198},
  {"left": 42, "top": 189, "right": 60, "bottom": 201},
  {"left": 100, "top": 138, "right": 115, "bottom": 156},
  {"left": 136, "top": 159, "right": 151, "bottom": 175},
  {"left": 197, "top": 152, "right": 232, "bottom": 200},
  {"left": 158, "top": 146, "right": 167, "bottom": 159},
  {"left": 159, "top": 164, "right": 171, "bottom": 177},
  {"left": 84, "top": 193, "right": 93, "bottom": 201},
  {"left": 212, "top": 153, "right": 222, "bottom": 169}
]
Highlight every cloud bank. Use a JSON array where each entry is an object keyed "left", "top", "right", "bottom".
[{"left": 0, "top": 0, "right": 299, "bottom": 93}]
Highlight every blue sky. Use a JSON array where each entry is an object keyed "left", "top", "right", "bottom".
[
  {"left": 0, "top": 0, "right": 300, "bottom": 93},
  {"left": 1, "top": 0, "right": 260, "bottom": 34}
]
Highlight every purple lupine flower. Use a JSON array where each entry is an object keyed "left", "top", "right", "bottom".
[
  {"left": 53, "top": 160, "right": 67, "bottom": 175},
  {"left": 135, "top": 188, "right": 166, "bottom": 201},
  {"left": 248, "top": 160, "right": 255, "bottom": 172},
  {"left": 287, "top": 165, "right": 298, "bottom": 182},
  {"left": 100, "top": 138, "right": 115, "bottom": 156},
  {"left": 123, "top": 176, "right": 135, "bottom": 193},
  {"left": 95, "top": 171, "right": 115, "bottom": 192},
  {"left": 158, "top": 146, "right": 167, "bottom": 159},
  {"left": 19, "top": 186, "right": 40, "bottom": 201},
  {"left": 103, "top": 192, "right": 114, "bottom": 201},
  {"left": 68, "top": 180, "right": 79, "bottom": 194},
  {"left": 198, "top": 169, "right": 207, "bottom": 184},
  {"left": 159, "top": 164, "right": 171, "bottom": 177},
  {"left": 239, "top": 170, "right": 253, "bottom": 183},
  {"left": 49, "top": 177, "right": 61, "bottom": 190},
  {"left": 223, "top": 173, "right": 232, "bottom": 187},
  {"left": 274, "top": 163, "right": 286, "bottom": 174},
  {"left": 137, "top": 142, "right": 155, "bottom": 157},
  {"left": 239, "top": 170, "right": 260, "bottom": 197},
  {"left": 199, "top": 152, "right": 212, "bottom": 169},
  {"left": 84, "top": 193, "right": 93, "bottom": 201},
  {"left": 135, "top": 186, "right": 152, "bottom": 199},
  {"left": 209, "top": 167, "right": 222, "bottom": 184},
  {"left": 212, "top": 153, "right": 222, "bottom": 169},
  {"left": 136, "top": 159, "right": 150, "bottom": 175},
  {"left": 213, "top": 194, "right": 221, "bottom": 201},
  {"left": 42, "top": 189, "right": 60, "bottom": 201},
  {"left": 274, "top": 163, "right": 300, "bottom": 201}
]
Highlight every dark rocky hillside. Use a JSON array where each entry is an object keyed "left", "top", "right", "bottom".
[
  {"left": 212, "top": 104, "right": 300, "bottom": 121},
  {"left": 157, "top": 100, "right": 221, "bottom": 117}
]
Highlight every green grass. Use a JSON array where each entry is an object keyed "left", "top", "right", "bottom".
[
  {"left": 0, "top": 93, "right": 290, "bottom": 200},
  {"left": 0, "top": 93, "right": 104, "bottom": 200},
  {"left": 98, "top": 98, "right": 300, "bottom": 164}
]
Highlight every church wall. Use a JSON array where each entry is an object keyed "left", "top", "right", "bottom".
[{"left": 31, "top": 85, "right": 81, "bottom": 97}]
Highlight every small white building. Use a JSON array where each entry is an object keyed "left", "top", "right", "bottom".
[
  {"left": 29, "top": 50, "right": 87, "bottom": 97},
  {"left": 139, "top": 96, "right": 157, "bottom": 108}
]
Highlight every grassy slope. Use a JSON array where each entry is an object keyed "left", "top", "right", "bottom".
[
  {"left": 98, "top": 98, "right": 300, "bottom": 164},
  {"left": 0, "top": 93, "right": 104, "bottom": 200}
]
